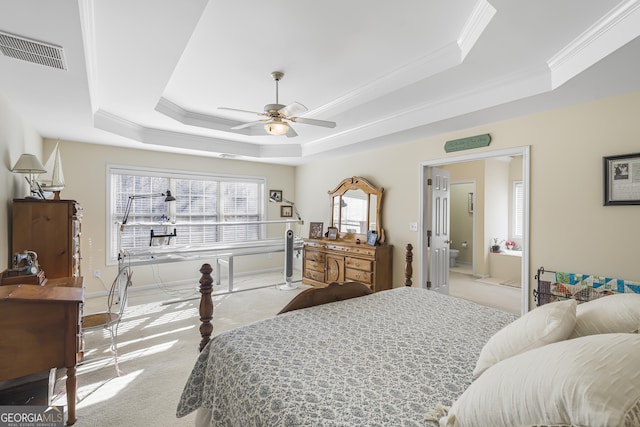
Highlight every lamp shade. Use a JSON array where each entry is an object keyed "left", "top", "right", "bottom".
[
  {"left": 264, "top": 119, "right": 289, "bottom": 136},
  {"left": 12, "top": 153, "right": 46, "bottom": 173}
]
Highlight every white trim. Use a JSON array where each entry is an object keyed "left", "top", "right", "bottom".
[
  {"left": 458, "top": 0, "right": 496, "bottom": 58},
  {"left": 547, "top": 0, "right": 640, "bottom": 89},
  {"left": 512, "top": 180, "right": 524, "bottom": 238},
  {"left": 419, "top": 146, "right": 530, "bottom": 315}
]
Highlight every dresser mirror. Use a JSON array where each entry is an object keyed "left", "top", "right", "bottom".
[{"left": 328, "top": 176, "right": 384, "bottom": 243}]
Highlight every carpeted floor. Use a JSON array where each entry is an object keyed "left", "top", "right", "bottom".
[{"left": 53, "top": 271, "right": 307, "bottom": 427}]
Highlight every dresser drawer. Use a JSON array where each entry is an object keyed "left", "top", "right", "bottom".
[
  {"left": 305, "top": 250, "right": 325, "bottom": 262},
  {"left": 345, "top": 268, "right": 373, "bottom": 284},
  {"left": 305, "top": 259, "right": 325, "bottom": 273},
  {"left": 304, "top": 269, "right": 325, "bottom": 282},
  {"left": 346, "top": 246, "right": 376, "bottom": 257},
  {"left": 345, "top": 257, "right": 373, "bottom": 272},
  {"left": 326, "top": 244, "right": 348, "bottom": 253}
]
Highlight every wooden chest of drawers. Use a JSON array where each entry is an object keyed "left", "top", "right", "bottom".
[
  {"left": 12, "top": 199, "right": 82, "bottom": 279},
  {"left": 302, "top": 239, "right": 392, "bottom": 292}
]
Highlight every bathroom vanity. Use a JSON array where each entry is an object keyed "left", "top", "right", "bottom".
[{"left": 489, "top": 250, "right": 522, "bottom": 287}]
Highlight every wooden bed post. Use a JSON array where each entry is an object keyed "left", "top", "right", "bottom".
[
  {"left": 404, "top": 243, "right": 413, "bottom": 287},
  {"left": 196, "top": 243, "right": 416, "bottom": 351},
  {"left": 198, "top": 263, "right": 214, "bottom": 352}
]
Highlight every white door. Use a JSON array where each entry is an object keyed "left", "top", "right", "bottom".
[{"left": 427, "top": 167, "right": 451, "bottom": 293}]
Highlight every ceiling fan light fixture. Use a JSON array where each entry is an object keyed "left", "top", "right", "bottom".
[{"left": 265, "top": 119, "right": 289, "bottom": 136}]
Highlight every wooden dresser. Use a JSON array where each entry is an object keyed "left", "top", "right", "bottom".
[
  {"left": 302, "top": 239, "right": 393, "bottom": 292},
  {"left": 12, "top": 199, "right": 82, "bottom": 279},
  {"left": 0, "top": 277, "right": 84, "bottom": 425}
]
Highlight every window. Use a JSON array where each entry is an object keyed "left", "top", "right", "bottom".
[
  {"left": 513, "top": 180, "right": 524, "bottom": 238},
  {"left": 107, "top": 166, "right": 265, "bottom": 263}
]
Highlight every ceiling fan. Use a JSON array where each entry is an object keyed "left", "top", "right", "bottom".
[{"left": 219, "top": 71, "right": 336, "bottom": 137}]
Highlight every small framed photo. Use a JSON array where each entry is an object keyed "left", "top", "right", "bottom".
[
  {"left": 280, "top": 205, "right": 293, "bottom": 218},
  {"left": 269, "top": 190, "right": 282, "bottom": 202},
  {"left": 327, "top": 226, "right": 338, "bottom": 240},
  {"left": 309, "top": 222, "right": 324, "bottom": 239},
  {"left": 603, "top": 153, "right": 640, "bottom": 205},
  {"left": 367, "top": 230, "right": 378, "bottom": 246}
]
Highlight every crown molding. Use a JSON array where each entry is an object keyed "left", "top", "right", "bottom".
[
  {"left": 548, "top": 0, "right": 640, "bottom": 89},
  {"left": 458, "top": 0, "right": 496, "bottom": 59}
]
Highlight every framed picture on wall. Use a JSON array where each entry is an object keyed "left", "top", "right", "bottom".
[
  {"left": 603, "top": 152, "right": 640, "bottom": 205},
  {"left": 269, "top": 190, "right": 282, "bottom": 202},
  {"left": 309, "top": 222, "right": 324, "bottom": 239},
  {"left": 280, "top": 205, "right": 293, "bottom": 217}
]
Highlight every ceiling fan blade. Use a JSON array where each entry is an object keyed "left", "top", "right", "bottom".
[
  {"left": 285, "top": 125, "right": 298, "bottom": 138},
  {"left": 291, "top": 116, "right": 336, "bottom": 128},
  {"left": 219, "top": 107, "right": 263, "bottom": 116},
  {"left": 231, "top": 120, "right": 264, "bottom": 130},
  {"left": 279, "top": 102, "right": 307, "bottom": 118}
]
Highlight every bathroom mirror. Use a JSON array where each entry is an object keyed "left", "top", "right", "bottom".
[{"left": 328, "top": 176, "right": 384, "bottom": 242}]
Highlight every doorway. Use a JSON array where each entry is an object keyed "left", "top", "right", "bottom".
[
  {"left": 449, "top": 182, "right": 475, "bottom": 275},
  {"left": 419, "top": 146, "right": 530, "bottom": 315}
]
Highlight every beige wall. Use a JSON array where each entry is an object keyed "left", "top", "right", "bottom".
[
  {"left": 3, "top": 89, "right": 640, "bottom": 305},
  {"left": 42, "top": 139, "right": 296, "bottom": 295},
  {"left": 296, "top": 90, "right": 640, "bottom": 306},
  {"left": 0, "top": 92, "right": 42, "bottom": 272}
]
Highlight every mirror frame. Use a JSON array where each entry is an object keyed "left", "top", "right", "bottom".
[{"left": 328, "top": 176, "right": 384, "bottom": 243}]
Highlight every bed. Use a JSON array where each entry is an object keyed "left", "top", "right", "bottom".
[{"left": 177, "top": 248, "right": 640, "bottom": 427}]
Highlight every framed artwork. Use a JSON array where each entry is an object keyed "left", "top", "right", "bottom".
[
  {"left": 309, "top": 222, "right": 324, "bottom": 239},
  {"left": 269, "top": 190, "right": 282, "bottom": 202},
  {"left": 366, "top": 230, "right": 378, "bottom": 246},
  {"left": 327, "top": 226, "right": 338, "bottom": 240},
  {"left": 603, "top": 153, "right": 640, "bottom": 205},
  {"left": 280, "top": 205, "right": 293, "bottom": 217}
]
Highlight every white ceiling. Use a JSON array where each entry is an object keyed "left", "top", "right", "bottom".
[{"left": 1, "top": 0, "right": 640, "bottom": 165}]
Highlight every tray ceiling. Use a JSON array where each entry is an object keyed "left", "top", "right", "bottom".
[{"left": 1, "top": 0, "right": 639, "bottom": 165}]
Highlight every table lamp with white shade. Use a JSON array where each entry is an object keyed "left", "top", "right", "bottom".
[{"left": 11, "top": 153, "right": 47, "bottom": 199}]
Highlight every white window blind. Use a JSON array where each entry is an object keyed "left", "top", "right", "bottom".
[
  {"left": 108, "top": 166, "right": 265, "bottom": 263},
  {"left": 513, "top": 181, "right": 524, "bottom": 237}
]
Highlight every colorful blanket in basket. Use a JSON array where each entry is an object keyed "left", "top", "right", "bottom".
[{"left": 538, "top": 271, "right": 640, "bottom": 305}]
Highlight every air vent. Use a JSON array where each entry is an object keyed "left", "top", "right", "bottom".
[{"left": 0, "top": 30, "right": 67, "bottom": 70}]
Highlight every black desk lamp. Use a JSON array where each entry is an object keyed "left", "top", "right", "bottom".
[{"left": 120, "top": 191, "right": 176, "bottom": 231}]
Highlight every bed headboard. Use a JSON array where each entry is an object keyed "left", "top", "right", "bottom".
[{"left": 534, "top": 266, "right": 640, "bottom": 306}]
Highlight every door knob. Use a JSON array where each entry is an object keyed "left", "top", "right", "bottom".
[{"left": 444, "top": 240, "right": 453, "bottom": 244}]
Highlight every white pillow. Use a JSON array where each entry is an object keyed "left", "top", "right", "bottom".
[
  {"left": 440, "top": 333, "right": 640, "bottom": 427},
  {"left": 473, "top": 298, "right": 576, "bottom": 377},
  {"left": 570, "top": 293, "right": 640, "bottom": 338}
]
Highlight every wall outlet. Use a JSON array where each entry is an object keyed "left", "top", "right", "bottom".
[
  {"left": 409, "top": 222, "right": 418, "bottom": 232},
  {"left": 93, "top": 269, "right": 101, "bottom": 278}
]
